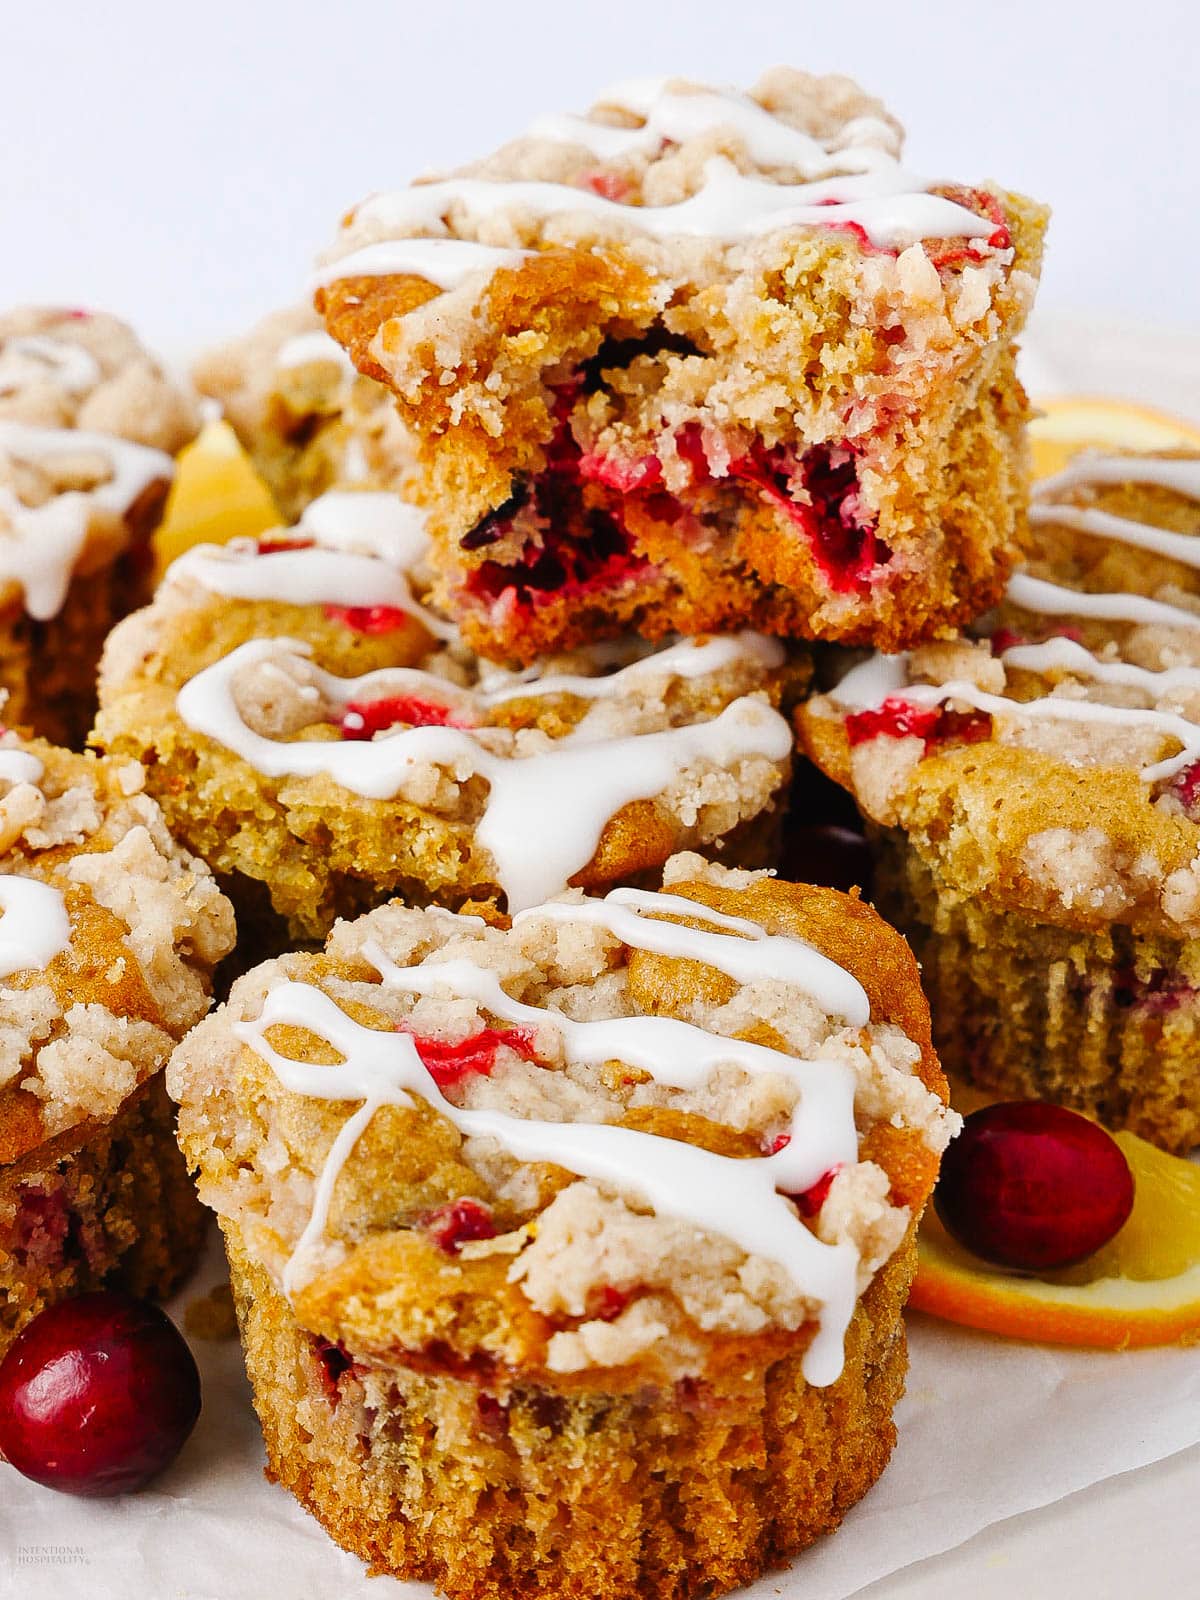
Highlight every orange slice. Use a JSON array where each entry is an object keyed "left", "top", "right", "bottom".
[
  {"left": 912, "top": 1130, "right": 1200, "bottom": 1349},
  {"left": 1030, "top": 396, "right": 1200, "bottom": 480},
  {"left": 155, "top": 419, "right": 281, "bottom": 575}
]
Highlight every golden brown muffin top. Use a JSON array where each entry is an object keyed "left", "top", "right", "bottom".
[
  {"left": 314, "top": 72, "right": 1046, "bottom": 537},
  {"left": 96, "top": 497, "right": 800, "bottom": 916},
  {"left": 170, "top": 854, "right": 952, "bottom": 1390}
]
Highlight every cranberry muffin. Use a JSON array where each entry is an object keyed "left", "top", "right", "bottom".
[
  {"left": 317, "top": 71, "right": 1046, "bottom": 662},
  {"left": 799, "top": 451, "right": 1200, "bottom": 1151},
  {"left": 169, "top": 853, "right": 954, "bottom": 1599},
  {"left": 193, "top": 305, "right": 410, "bottom": 521}
]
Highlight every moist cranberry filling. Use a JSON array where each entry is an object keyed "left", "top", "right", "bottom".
[
  {"left": 477, "top": 1393, "right": 511, "bottom": 1437},
  {"left": 340, "top": 695, "right": 475, "bottom": 739},
  {"left": 458, "top": 316, "right": 911, "bottom": 613},
  {"left": 586, "top": 1284, "right": 632, "bottom": 1322},
  {"left": 458, "top": 336, "right": 705, "bottom": 612},
  {"left": 579, "top": 170, "right": 631, "bottom": 202},
  {"left": 462, "top": 406, "right": 651, "bottom": 608},
  {"left": 420, "top": 1198, "right": 498, "bottom": 1255},
  {"left": 398, "top": 1023, "right": 541, "bottom": 1088},
  {"left": 926, "top": 187, "right": 1011, "bottom": 269},
  {"left": 989, "top": 626, "right": 1027, "bottom": 655},
  {"left": 324, "top": 604, "right": 413, "bottom": 635},
  {"left": 13, "top": 1187, "right": 74, "bottom": 1270},
  {"left": 311, "top": 1335, "right": 360, "bottom": 1407},
  {"left": 726, "top": 440, "right": 890, "bottom": 592},
  {"left": 845, "top": 696, "right": 993, "bottom": 751},
  {"left": 812, "top": 187, "right": 1008, "bottom": 268},
  {"left": 989, "top": 623, "right": 1084, "bottom": 656}
]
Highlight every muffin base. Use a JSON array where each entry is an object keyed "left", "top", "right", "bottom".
[
  {"left": 196, "top": 795, "right": 791, "bottom": 954},
  {"left": 874, "top": 829, "right": 1200, "bottom": 1153},
  {"left": 0, "top": 562, "right": 134, "bottom": 749},
  {"left": 226, "top": 1226, "right": 914, "bottom": 1600},
  {"left": 0, "top": 1074, "right": 207, "bottom": 1356}
]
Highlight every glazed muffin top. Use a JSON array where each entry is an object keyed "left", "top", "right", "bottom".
[
  {"left": 0, "top": 306, "right": 199, "bottom": 450},
  {"left": 800, "top": 451, "right": 1200, "bottom": 939},
  {"left": 95, "top": 491, "right": 800, "bottom": 918},
  {"left": 0, "top": 736, "right": 235, "bottom": 1163},
  {"left": 0, "top": 306, "right": 200, "bottom": 620},
  {"left": 169, "top": 854, "right": 954, "bottom": 1390},
  {"left": 315, "top": 71, "right": 1045, "bottom": 528}
]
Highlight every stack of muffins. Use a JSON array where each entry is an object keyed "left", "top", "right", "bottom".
[
  {"left": 156, "top": 70, "right": 1034, "bottom": 1598},
  {"left": 12, "top": 63, "right": 1198, "bottom": 1600}
]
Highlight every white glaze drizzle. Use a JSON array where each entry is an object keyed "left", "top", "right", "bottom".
[
  {"left": 1028, "top": 503, "right": 1200, "bottom": 569},
  {"left": 318, "top": 80, "right": 1004, "bottom": 298},
  {"left": 175, "top": 637, "right": 791, "bottom": 911},
  {"left": 0, "top": 489, "right": 97, "bottom": 620},
  {"left": 332, "top": 634, "right": 780, "bottom": 730},
  {"left": 236, "top": 872, "right": 879, "bottom": 1384},
  {"left": 337, "top": 155, "right": 993, "bottom": 267},
  {"left": 0, "top": 422, "right": 174, "bottom": 618},
  {"left": 831, "top": 459, "right": 1200, "bottom": 784},
  {"left": 843, "top": 666, "right": 1200, "bottom": 784},
  {"left": 173, "top": 551, "right": 452, "bottom": 652},
  {"left": 527, "top": 78, "right": 900, "bottom": 174},
  {"left": 312, "top": 238, "right": 531, "bottom": 293},
  {"left": 1028, "top": 453, "right": 1200, "bottom": 569},
  {"left": 1007, "top": 572, "right": 1200, "bottom": 632},
  {"left": 832, "top": 627, "right": 1200, "bottom": 784},
  {"left": 515, "top": 886, "right": 868, "bottom": 1025},
  {"left": 170, "top": 539, "right": 447, "bottom": 624},
  {"left": 0, "top": 336, "right": 102, "bottom": 398},
  {"left": 0, "top": 874, "right": 71, "bottom": 979},
  {"left": 479, "top": 632, "right": 785, "bottom": 705},
  {"left": 275, "top": 330, "right": 355, "bottom": 374},
  {"left": 0, "top": 750, "right": 44, "bottom": 786},
  {"left": 1001, "top": 636, "right": 1200, "bottom": 699},
  {"left": 165, "top": 489, "right": 456, "bottom": 637},
  {"left": 1032, "top": 455, "right": 1200, "bottom": 503},
  {"left": 299, "top": 491, "right": 430, "bottom": 567}
]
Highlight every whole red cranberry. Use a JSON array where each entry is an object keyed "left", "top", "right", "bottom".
[
  {"left": 421, "top": 1197, "right": 497, "bottom": 1255},
  {"left": 935, "top": 1101, "right": 1135, "bottom": 1271},
  {"left": 0, "top": 1291, "right": 201, "bottom": 1496}
]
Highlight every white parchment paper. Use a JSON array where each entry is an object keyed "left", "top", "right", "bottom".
[{"left": 3, "top": 1213, "right": 1199, "bottom": 1600}]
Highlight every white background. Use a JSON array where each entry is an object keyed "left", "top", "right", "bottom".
[{"left": 2, "top": 0, "right": 1197, "bottom": 352}]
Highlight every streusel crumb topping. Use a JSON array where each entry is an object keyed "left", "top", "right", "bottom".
[
  {"left": 0, "top": 307, "right": 198, "bottom": 452},
  {"left": 169, "top": 856, "right": 951, "bottom": 1383},
  {"left": 0, "top": 736, "right": 234, "bottom": 1147}
]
